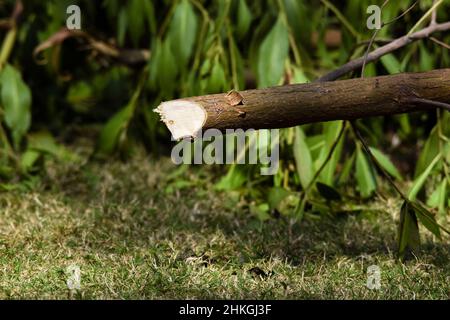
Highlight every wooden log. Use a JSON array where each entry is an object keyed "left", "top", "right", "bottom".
[{"left": 155, "top": 69, "right": 450, "bottom": 140}]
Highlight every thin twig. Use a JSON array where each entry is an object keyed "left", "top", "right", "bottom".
[
  {"left": 361, "top": 29, "right": 380, "bottom": 77},
  {"left": 384, "top": 0, "right": 419, "bottom": 26},
  {"left": 320, "top": 0, "right": 360, "bottom": 39},
  {"left": 350, "top": 121, "right": 408, "bottom": 200},
  {"left": 408, "top": 0, "right": 444, "bottom": 35},
  {"left": 304, "top": 123, "right": 347, "bottom": 192},
  {"left": 405, "top": 97, "right": 450, "bottom": 112},
  {"left": 361, "top": 0, "right": 419, "bottom": 77},
  {"left": 431, "top": 0, "right": 438, "bottom": 26},
  {"left": 293, "top": 123, "right": 346, "bottom": 221},
  {"left": 429, "top": 36, "right": 450, "bottom": 50}
]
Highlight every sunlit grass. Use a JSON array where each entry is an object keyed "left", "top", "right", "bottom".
[{"left": 0, "top": 148, "right": 449, "bottom": 299}]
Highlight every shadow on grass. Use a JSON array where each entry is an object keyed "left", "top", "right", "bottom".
[
  {"left": 2, "top": 155, "right": 449, "bottom": 299},
  {"left": 45, "top": 158, "right": 450, "bottom": 271}
]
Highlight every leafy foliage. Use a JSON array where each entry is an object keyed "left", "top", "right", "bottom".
[
  {"left": 0, "top": 0, "right": 449, "bottom": 257},
  {"left": 1, "top": 64, "right": 31, "bottom": 149}
]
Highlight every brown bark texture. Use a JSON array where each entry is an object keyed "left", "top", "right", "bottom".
[{"left": 159, "top": 69, "right": 450, "bottom": 133}]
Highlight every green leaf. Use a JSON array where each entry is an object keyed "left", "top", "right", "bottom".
[
  {"left": 293, "top": 127, "right": 313, "bottom": 189},
  {"left": 117, "top": 8, "right": 127, "bottom": 46},
  {"left": 95, "top": 82, "right": 142, "bottom": 156},
  {"left": 149, "top": 39, "right": 164, "bottom": 91},
  {"left": 257, "top": 15, "right": 289, "bottom": 88},
  {"left": 398, "top": 201, "right": 420, "bottom": 259},
  {"left": 149, "top": 39, "right": 178, "bottom": 99},
  {"left": 437, "top": 180, "right": 448, "bottom": 216},
  {"left": 369, "top": 147, "right": 402, "bottom": 180},
  {"left": 127, "top": 0, "right": 145, "bottom": 46},
  {"left": 415, "top": 126, "right": 439, "bottom": 178},
  {"left": 158, "top": 39, "right": 179, "bottom": 97},
  {"left": 362, "top": 62, "right": 376, "bottom": 78},
  {"left": 27, "top": 131, "right": 75, "bottom": 160},
  {"left": 292, "top": 66, "right": 309, "bottom": 84},
  {"left": 215, "top": 165, "right": 247, "bottom": 191},
  {"left": 397, "top": 114, "right": 411, "bottom": 135},
  {"left": 167, "top": 0, "right": 198, "bottom": 67},
  {"left": 293, "top": 196, "right": 307, "bottom": 222},
  {"left": 96, "top": 104, "right": 134, "bottom": 156},
  {"left": 142, "top": 0, "right": 157, "bottom": 34},
  {"left": 229, "top": 35, "right": 245, "bottom": 90},
  {"left": 0, "top": 64, "right": 32, "bottom": 148},
  {"left": 66, "top": 81, "right": 95, "bottom": 113},
  {"left": 283, "top": 0, "right": 307, "bottom": 43},
  {"left": 408, "top": 154, "right": 441, "bottom": 201},
  {"left": 355, "top": 145, "right": 377, "bottom": 198},
  {"left": 316, "top": 182, "right": 342, "bottom": 201},
  {"left": 20, "top": 150, "right": 40, "bottom": 172},
  {"left": 250, "top": 203, "right": 271, "bottom": 221},
  {"left": 319, "top": 121, "right": 344, "bottom": 185},
  {"left": 207, "top": 58, "right": 227, "bottom": 93},
  {"left": 427, "top": 179, "right": 448, "bottom": 216},
  {"left": 427, "top": 180, "right": 441, "bottom": 207},
  {"left": 236, "top": 0, "right": 252, "bottom": 39},
  {"left": 338, "top": 151, "right": 355, "bottom": 185},
  {"left": 125, "top": 0, "right": 156, "bottom": 45},
  {"left": 380, "top": 54, "right": 401, "bottom": 74},
  {"left": 410, "top": 201, "right": 441, "bottom": 239},
  {"left": 21, "top": 131, "right": 78, "bottom": 172},
  {"left": 419, "top": 43, "right": 434, "bottom": 71},
  {"left": 267, "top": 187, "right": 291, "bottom": 211}
]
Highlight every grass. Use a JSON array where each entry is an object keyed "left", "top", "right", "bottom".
[{"left": 0, "top": 145, "right": 449, "bottom": 299}]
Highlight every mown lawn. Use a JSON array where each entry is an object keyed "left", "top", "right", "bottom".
[{"left": 0, "top": 146, "right": 449, "bottom": 299}]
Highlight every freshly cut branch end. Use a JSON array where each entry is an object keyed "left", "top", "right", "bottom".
[
  {"left": 155, "top": 69, "right": 450, "bottom": 136},
  {"left": 155, "top": 100, "right": 206, "bottom": 140}
]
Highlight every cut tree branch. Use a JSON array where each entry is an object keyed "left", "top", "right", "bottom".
[
  {"left": 156, "top": 69, "right": 450, "bottom": 139},
  {"left": 156, "top": 17, "right": 450, "bottom": 139}
]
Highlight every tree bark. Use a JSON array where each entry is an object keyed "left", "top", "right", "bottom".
[{"left": 155, "top": 69, "right": 450, "bottom": 139}]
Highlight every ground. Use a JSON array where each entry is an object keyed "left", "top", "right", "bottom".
[{"left": 0, "top": 145, "right": 449, "bottom": 299}]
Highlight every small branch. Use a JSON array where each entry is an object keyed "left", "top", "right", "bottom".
[
  {"left": 429, "top": 36, "right": 450, "bottom": 50},
  {"left": 318, "top": 21, "right": 450, "bottom": 82},
  {"left": 408, "top": 0, "right": 444, "bottom": 34},
  {"left": 405, "top": 97, "right": 450, "bottom": 112},
  {"left": 361, "top": 29, "right": 380, "bottom": 77},
  {"left": 430, "top": 0, "right": 438, "bottom": 26},
  {"left": 384, "top": 0, "right": 419, "bottom": 26},
  {"left": 361, "top": 0, "right": 419, "bottom": 77},
  {"left": 11, "top": 0, "right": 23, "bottom": 25},
  {"left": 0, "top": 1, "right": 23, "bottom": 70}
]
